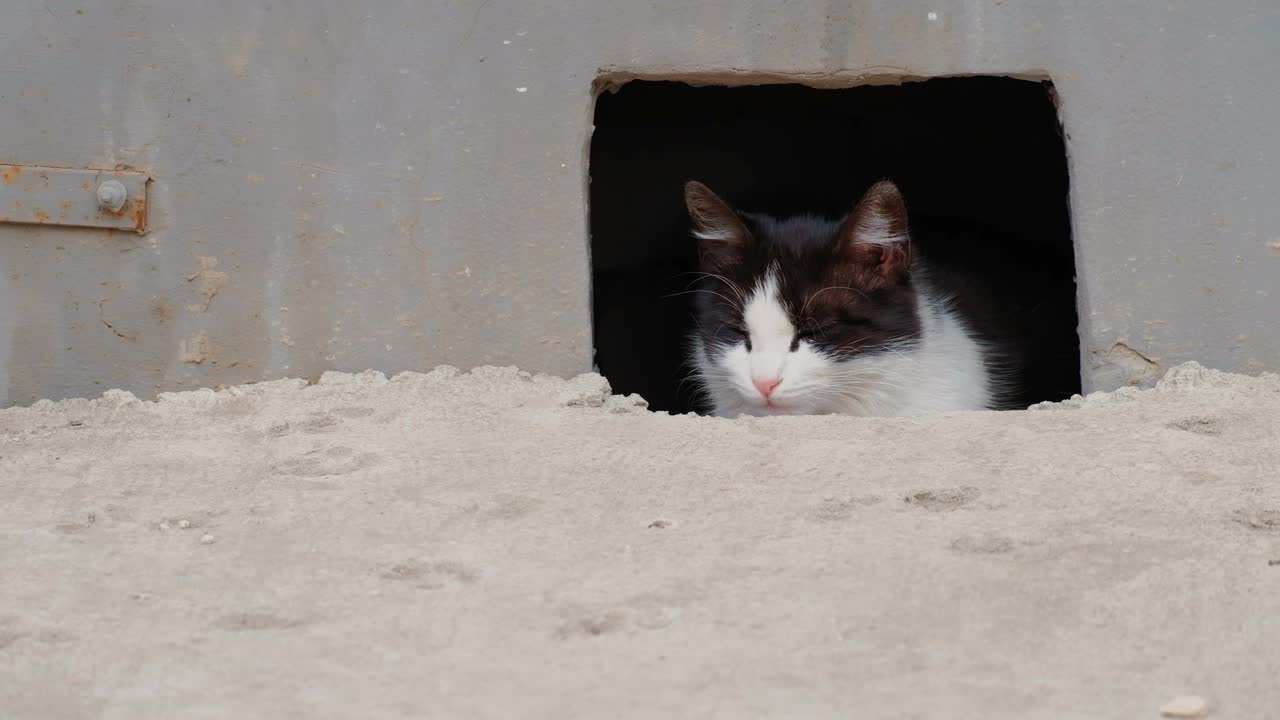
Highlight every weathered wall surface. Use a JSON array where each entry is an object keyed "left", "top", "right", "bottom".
[{"left": 1, "top": 0, "right": 1277, "bottom": 404}]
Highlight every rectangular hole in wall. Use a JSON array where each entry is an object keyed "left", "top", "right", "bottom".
[{"left": 589, "top": 76, "right": 1080, "bottom": 414}]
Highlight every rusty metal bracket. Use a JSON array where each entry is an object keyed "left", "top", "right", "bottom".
[{"left": 0, "top": 164, "right": 149, "bottom": 233}]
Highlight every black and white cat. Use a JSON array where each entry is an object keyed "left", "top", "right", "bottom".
[{"left": 686, "top": 180, "right": 1015, "bottom": 417}]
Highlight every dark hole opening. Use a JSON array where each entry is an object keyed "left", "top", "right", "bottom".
[{"left": 589, "top": 77, "right": 1080, "bottom": 414}]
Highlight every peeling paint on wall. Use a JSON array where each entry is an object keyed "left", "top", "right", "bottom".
[
  {"left": 180, "top": 333, "right": 213, "bottom": 364},
  {"left": 187, "top": 257, "right": 228, "bottom": 313}
]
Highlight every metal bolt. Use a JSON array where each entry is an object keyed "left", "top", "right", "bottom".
[{"left": 96, "top": 179, "right": 128, "bottom": 213}]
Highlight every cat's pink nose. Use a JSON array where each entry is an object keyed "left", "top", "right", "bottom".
[{"left": 752, "top": 377, "right": 782, "bottom": 399}]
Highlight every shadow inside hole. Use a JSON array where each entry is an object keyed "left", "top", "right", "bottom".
[{"left": 590, "top": 77, "right": 1080, "bottom": 414}]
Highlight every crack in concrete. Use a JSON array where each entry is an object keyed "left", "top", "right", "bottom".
[{"left": 97, "top": 299, "right": 137, "bottom": 342}]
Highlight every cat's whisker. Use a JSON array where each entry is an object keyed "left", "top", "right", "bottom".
[
  {"left": 684, "top": 271, "right": 749, "bottom": 307},
  {"left": 663, "top": 288, "right": 742, "bottom": 310},
  {"left": 802, "top": 285, "right": 871, "bottom": 314}
]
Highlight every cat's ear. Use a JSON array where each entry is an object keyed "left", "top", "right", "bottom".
[
  {"left": 685, "top": 181, "right": 750, "bottom": 261},
  {"left": 837, "top": 180, "right": 911, "bottom": 281}
]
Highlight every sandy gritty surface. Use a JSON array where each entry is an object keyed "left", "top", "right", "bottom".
[{"left": 1, "top": 362, "right": 1278, "bottom": 719}]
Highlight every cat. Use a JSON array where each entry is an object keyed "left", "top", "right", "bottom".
[{"left": 685, "top": 180, "right": 1016, "bottom": 417}]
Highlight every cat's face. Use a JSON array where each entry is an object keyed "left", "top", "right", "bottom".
[{"left": 687, "top": 181, "right": 921, "bottom": 417}]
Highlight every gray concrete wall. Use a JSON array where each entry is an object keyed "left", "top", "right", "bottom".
[{"left": 2, "top": 0, "right": 1277, "bottom": 405}]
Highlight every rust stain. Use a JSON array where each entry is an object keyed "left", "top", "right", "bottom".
[
  {"left": 0, "top": 166, "right": 21, "bottom": 183},
  {"left": 132, "top": 199, "right": 147, "bottom": 232},
  {"left": 150, "top": 300, "right": 175, "bottom": 323},
  {"left": 61, "top": 201, "right": 73, "bottom": 210},
  {"left": 33, "top": 210, "right": 50, "bottom": 222},
  {"left": 81, "top": 181, "right": 93, "bottom": 191}
]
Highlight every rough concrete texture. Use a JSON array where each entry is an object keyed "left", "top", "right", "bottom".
[
  {"left": 4, "top": 1, "right": 1280, "bottom": 404},
  {"left": 2, "top": 362, "right": 1278, "bottom": 718}
]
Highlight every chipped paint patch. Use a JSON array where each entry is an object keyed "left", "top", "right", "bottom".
[
  {"left": 187, "top": 257, "right": 228, "bottom": 312},
  {"left": 180, "top": 333, "right": 213, "bottom": 364},
  {"left": 1091, "top": 341, "right": 1163, "bottom": 389}
]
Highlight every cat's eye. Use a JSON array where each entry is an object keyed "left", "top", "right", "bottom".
[
  {"left": 726, "top": 326, "right": 751, "bottom": 351},
  {"left": 790, "top": 329, "right": 819, "bottom": 351},
  {"left": 838, "top": 308, "right": 874, "bottom": 327}
]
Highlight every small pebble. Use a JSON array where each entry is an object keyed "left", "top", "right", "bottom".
[
  {"left": 1161, "top": 695, "right": 1209, "bottom": 717},
  {"left": 177, "top": 520, "right": 191, "bottom": 529},
  {"left": 648, "top": 519, "right": 674, "bottom": 529},
  {"left": 200, "top": 534, "right": 216, "bottom": 544},
  {"left": 158, "top": 522, "right": 172, "bottom": 531}
]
